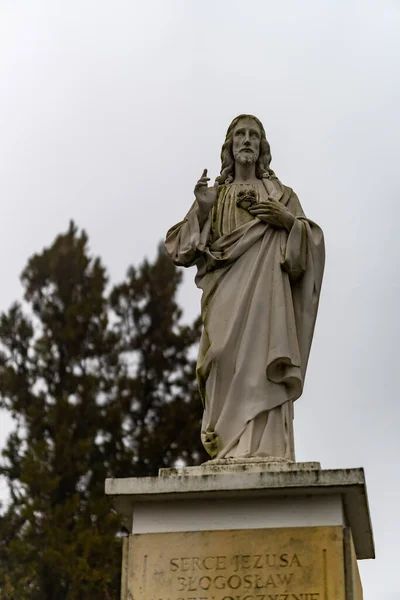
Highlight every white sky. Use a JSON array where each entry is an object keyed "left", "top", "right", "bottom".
[{"left": 0, "top": 1, "right": 399, "bottom": 597}]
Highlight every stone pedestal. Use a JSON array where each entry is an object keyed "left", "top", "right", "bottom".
[{"left": 105, "top": 463, "right": 374, "bottom": 600}]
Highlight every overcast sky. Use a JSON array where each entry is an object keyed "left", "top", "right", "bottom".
[{"left": 0, "top": 1, "right": 399, "bottom": 597}]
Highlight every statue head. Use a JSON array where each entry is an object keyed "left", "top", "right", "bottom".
[{"left": 217, "top": 114, "right": 272, "bottom": 185}]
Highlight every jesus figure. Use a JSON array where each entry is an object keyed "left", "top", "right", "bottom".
[{"left": 165, "top": 114, "right": 325, "bottom": 461}]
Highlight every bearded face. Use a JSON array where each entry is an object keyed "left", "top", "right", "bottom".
[{"left": 232, "top": 117, "right": 261, "bottom": 166}]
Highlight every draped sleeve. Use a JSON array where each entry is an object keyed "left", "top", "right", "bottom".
[
  {"left": 280, "top": 189, "right": 324, "bottom": 286},
  {"left": 165, "top": 200, "right": 212, "bottom": 267},
  {"left": 278, "top": 188, "right": 325, "bottom": 377}
]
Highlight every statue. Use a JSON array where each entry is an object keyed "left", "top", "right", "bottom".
[{"left": 165, "top": 115, "right": 325, "bottom": 461}]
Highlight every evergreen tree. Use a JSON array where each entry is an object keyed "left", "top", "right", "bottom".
[
  {"left": 110, "top": 243, "right": 206, "bottom": 476},
  {"left": 0, "top": 224, "right": 204, "bottom": 599}
]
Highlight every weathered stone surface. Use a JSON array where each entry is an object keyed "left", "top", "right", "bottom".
[
  {"left": 126, "top": 527, "right": 346, "bottom": 600},
  {"left": 159, "top": 459, "right": 321, "bottom": 477},
  {"left": 344, "top": 528, "right": 363, "bottom": 600}
]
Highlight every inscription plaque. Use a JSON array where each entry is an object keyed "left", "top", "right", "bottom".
[{"left": 126, "top": 526, "right": 346, "bottom": 600}]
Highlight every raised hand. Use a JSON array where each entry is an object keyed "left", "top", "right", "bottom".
[
  {"left": 194, "top": 169, "right": 219, "bottom": 220},
  {"left": 249, "top": 198, "right": 295, "bottom": 232}
]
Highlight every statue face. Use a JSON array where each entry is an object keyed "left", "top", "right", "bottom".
[{"left": 232, "top": 117, "right": 261, "bottom": 165}]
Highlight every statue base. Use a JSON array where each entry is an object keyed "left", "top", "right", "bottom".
[
  {"left": 160, "top": 457, "right": 321, "bottom": 476},
  {"left": 105, "top": 463, "right": 374, "bottom": 599}
]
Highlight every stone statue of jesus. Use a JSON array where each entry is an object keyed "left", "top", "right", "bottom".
[{"left": 165, "top": 114, "right": 325, "bottom": 461}]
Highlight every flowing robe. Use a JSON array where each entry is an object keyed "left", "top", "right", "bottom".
[{"left": 165, "top": 175, "right": 325, "bottom": 459}]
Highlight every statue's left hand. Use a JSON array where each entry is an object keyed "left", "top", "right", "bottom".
[{"left": 249, "top": 199, "right": 295, "bottom": 232}]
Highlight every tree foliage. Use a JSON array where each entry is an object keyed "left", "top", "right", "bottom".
[{"left": 0, "top": 223, "right": 205, "bottom": 599}]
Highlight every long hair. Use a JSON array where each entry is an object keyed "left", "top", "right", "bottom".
[{"left": 217, "top": 114, "right": 273, "bottom": 185}]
